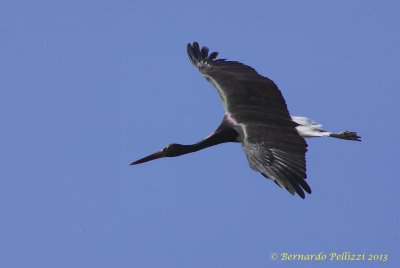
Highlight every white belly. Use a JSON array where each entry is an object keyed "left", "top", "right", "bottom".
[{"left": 291, "top": 116, "right": 331, "bottom": 138}]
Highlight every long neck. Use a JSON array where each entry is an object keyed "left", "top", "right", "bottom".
[{"left": 177, "top": 127, "right": 239, "bottom": 156}]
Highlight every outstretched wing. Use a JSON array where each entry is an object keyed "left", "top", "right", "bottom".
[{"left": 187, "top": 42, "right": 310, "bottom": 198}]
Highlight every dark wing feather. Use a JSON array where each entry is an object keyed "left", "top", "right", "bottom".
[{"left": 187, "top": 42, "right": 310, "bottom": 198}]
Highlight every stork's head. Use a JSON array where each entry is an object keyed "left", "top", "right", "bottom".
[{"left": 130, "top": 143, "right": 187, "bottom": 165}]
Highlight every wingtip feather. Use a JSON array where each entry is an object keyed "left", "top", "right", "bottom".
[{"left": 187, "top": 41, "right": 220, "bottom": 66}]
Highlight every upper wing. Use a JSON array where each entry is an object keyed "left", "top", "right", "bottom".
[{"left": 187, "top": 42, "right": 310, "bottom": 198}]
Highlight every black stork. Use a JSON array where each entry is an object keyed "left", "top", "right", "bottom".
[{"left": 131, "top": 42, "right": 361, "bottom": 199}]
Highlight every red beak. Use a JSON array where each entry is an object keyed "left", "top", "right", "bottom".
[{"left": 130, "top": 150, "right": 166, "bottom": 165}]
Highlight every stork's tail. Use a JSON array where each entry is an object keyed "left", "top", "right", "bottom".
[
  {"left": 292, "top": 116, "right": 361, "bottom": 141},
  {"left": 330, "top": 131, "right": 361, "bottom": 141}
]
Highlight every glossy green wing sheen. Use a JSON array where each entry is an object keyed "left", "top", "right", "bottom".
[{"left": 187, "top": 42, "right": 310, "bottom": 198}]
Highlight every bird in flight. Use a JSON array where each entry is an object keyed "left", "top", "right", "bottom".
[{"left": 131, "top": 42, "right": 361, "bottom": 199}]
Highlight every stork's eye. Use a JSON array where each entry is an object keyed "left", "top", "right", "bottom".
[{"left": 164, "top": 144, "right": 173, "bottom": 151}]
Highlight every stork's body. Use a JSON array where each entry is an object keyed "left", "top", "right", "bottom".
[{"left": 131, "top": 42, "right": 360, "bottom": 199}]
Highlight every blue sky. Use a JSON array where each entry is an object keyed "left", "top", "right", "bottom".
[{"left": 1, "top": 0, "right": 399, "bottom": 267}]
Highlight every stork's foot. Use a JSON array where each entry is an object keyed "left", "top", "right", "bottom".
[{"left": 330, "top": 131, "right": 361, "bottom": 141}]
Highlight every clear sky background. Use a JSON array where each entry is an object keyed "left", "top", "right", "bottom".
[{"left": 1, "top": 1, "right": 399, "bottom": 267}]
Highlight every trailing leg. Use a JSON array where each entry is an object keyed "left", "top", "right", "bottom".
[{"left": 330, "top": 131, "right": 361, "bottom": 141}]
